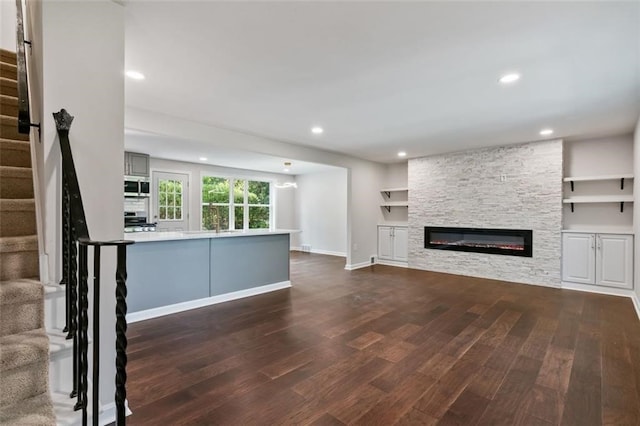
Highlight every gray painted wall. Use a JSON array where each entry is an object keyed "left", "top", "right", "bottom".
[{"left": 408, "top": 139, "right": 563, "bottom": 287}]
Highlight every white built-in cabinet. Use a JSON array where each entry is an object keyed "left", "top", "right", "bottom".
[
  {"left": 124, "top": 151, "right": 150, "bottom": 177},
  {"left": 378, "top": 225, "right": 408, "bottom": 263},
  {"left": 562, "top": 232, "right": 633, "bottom": 289}
]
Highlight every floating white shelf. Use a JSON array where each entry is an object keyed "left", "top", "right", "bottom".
[
  {"left": 563, "top": 195, "right": 634, "bottom": 203},
  {"left": 380, "top": 187, "right": 408, "bottom": 192},
  {"left": 381, "top": 202, "right": 409, "bottom": 207},
  {"left": 563, "top": 174, "right": 633, "bottom": 182},
  {"left": 562, "top": 227, "right": 634, "bottom": 235},
  {"left": 380, "top": 201, "right": 408, "bottom": 212}
]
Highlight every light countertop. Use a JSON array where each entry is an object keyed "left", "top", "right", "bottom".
[{"left": 125, "top": 229, "right": 300, "bottom": 243}]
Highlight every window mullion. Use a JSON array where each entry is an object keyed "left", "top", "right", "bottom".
[
  {"left": 243, "top": 179, "right": 249, "bottom": 230},
  {"left": 229, "top": 178, "right": 235, "bottom": 230}
]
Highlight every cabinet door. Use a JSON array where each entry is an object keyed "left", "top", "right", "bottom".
[
  {"left": 129, "top": 153, "right": 150, "bottom": 177},
  {"left": 378, "top": 227, "right": 393, "bottom": 260},
  {"left": 597, "top": 234, "right": 633, "bottom": 289},
  {"left": 562, "top": 233, "right": 595, "bottom": 284},
  {"left": 124, "top": 152, "right": 130, "bottom": 175},
  {"left": 393, "top": 227, "right": 408, "bottom": 262}
]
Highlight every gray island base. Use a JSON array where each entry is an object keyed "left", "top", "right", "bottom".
[{"left": 125, "top": 230, "right": 296, "bottom": 322}]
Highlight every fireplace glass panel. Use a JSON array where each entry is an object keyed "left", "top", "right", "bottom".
[{"left": 424, "top": 227, "right": 532, "bottom": 257}]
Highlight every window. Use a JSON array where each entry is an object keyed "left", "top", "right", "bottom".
[
  {"left": 202, "top": 177, "right": 230, "bottom": 230},
  {"left": 201, "top": 176, "right": 271, "bottom": 231},
  {"left": 158, "top": 179, "right": 183, "bottom": 221},
  {"left": 248, "top": 180, "right": 270, "bottom": 229}
]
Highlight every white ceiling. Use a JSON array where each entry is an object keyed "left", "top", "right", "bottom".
[
  {"left": 124, "top": 129, "right": 337, "bottom": 175},
  {"left": 124, "top": 1, "right": 640, "bottom": 163}
]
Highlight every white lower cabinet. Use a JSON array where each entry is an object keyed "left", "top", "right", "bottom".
[
  {"left": 562, "top": 232, "right": 633, "bottom": 289},
  {"left": 378, "top": 225, "right": 408, "bottom": 263}
]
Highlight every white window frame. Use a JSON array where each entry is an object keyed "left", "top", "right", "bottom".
[{"left": 200, "top": 173, "right": 273, "bottom": 231}]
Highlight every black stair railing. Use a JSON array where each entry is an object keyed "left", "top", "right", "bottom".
[
  {"left": 54, "top": 109, "right": 134, "bottom": 426},
  {"left": 15, "top": 0, "right": 39, "bottom": 136}
]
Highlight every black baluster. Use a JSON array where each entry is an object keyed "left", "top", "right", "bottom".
[
  {"left": 115, "top": 245, "right": 128, "bottom": 425},
  {"left": 75, "top": 243, "right": 89, "bottom": 423},
  {"left": 61, "top": 178, "right": 70, "bottom": 333},
  {"left": 92, "top": 246, "right": 101, "bottom": 426},
  {"left": 69, "top": 228, "right": 78, "bottom": 400}
]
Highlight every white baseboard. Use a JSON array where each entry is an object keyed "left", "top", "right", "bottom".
[
  {"left": 632, "top": 293, "right": 640, "bottom": 321},
  {"left": 376, "top": 259, "right": 409, "bottom": 268},
  {"left": 99, "top": 399, "right": 132, "bottom": 426},
  {"left": 127, "top": 281, "right": 292, "bottom": 323},
  {"left": 291, "top": 247, "right": 346, "bottom": 257},
  {"left": 344, "top": 260, "right": 373, "bottom": 271},
  {"left": 561, "top": 281, "right": 640, "bottom": 321},
  {"left": 310, "top": 248, "right": 347, "bottom": 257}
]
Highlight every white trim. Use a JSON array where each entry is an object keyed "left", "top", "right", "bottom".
[
  {"left": 39, "top": 253, "right": 49, "bottom": 285},
  {"left": 199, "top": 172, "right": 273, "bottom": 232},
  {"left": 150, "top": 167, "right": 192, "bottom": 230},
  {"left": 632, "top": 293, "right": 640, "bottom": 321},
  {"left": 562, "top": 281, "right": 640, "bottom": 320},
  {"left": 99, "top": 399, "right": 132, "bottom": 426},
  {"left": 310, "top": 248, "right": 346, "bottom": 257},
  {"left": 376, "top": 259, "right": 409, "bottom": 268},
  {"left": 290, "top": 248, "right": 346, "bottom": 257},
  {"left": 127, "top": 281, "right": 292, "bottom": 323},
  {"left": 344, "top": 260, "right": 373, "bottom": 270}
]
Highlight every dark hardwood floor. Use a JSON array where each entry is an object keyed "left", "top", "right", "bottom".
[{"left": 124, "top": 252, "right": 640, "bottom": 425}]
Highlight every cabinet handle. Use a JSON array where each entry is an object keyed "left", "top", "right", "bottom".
[
  {"left": 591, "top": 236, "right": 595, "bottom": 249},
  {"left": 597, "top": 236, "right": 601, "bottom": 250}
]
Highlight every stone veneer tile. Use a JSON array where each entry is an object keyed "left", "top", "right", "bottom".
[{"left": 408, "top": 140, "right": 562, "bottom": 287}]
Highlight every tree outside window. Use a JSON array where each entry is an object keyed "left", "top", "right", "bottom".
[
  {"left": 158, "top": 179, "right": 183, "bottom": 221},
  {"left": 201, "top": 176, "right": 270, "bottom": 231}
]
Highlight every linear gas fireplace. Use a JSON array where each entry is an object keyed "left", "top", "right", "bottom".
[{"left": 424, "top": 226, "right": 532, "bottom": 257}]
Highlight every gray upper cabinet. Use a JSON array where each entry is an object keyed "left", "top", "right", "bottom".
[{"left": 125, "top": 152, "right": 150, "bottom": 177}]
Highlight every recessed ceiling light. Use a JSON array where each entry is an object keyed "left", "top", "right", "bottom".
[
  {"left": 397, "top": 151, "right": 407, "bottom": 157},
  {"left": 539, "top": 129, "right": 554, "bottom": 136},
  {"left": 311, "top": 126, "right": 324, "bottom": 135},
  {"left": 199, "top": 157, "right": 208, "bottom": 161},
  {"left": 283, "top": 168, "right": 290, "bottom": 172},
  {"left": 125, "top": 70, "right": 145, "bottom": 80},
  {"left": 499, "top": 73, "right": 520, "bottom": 84}
]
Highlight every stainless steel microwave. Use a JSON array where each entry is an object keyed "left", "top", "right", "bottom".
[{"left": 124, "top": 179, "right": 150, "bottom": 197}]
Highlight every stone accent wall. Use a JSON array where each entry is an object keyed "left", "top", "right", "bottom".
[{"left": 408, "top": 140, "right": 563, "bottom": 287}]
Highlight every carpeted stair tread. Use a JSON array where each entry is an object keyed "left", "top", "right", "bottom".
[
  {"left": 0, "top": 328, "right": 48, "bottom": 372},
  {"left": 0, "top": 235, "right": 38, "bottom": 253},
  {"left": 0, "top": 94, "right": 18, "bottom": 117},
  {"left": 0, "top": 198, "right": 35, "bottom": 212},
  {"left": 0, "top": 115, "right": 29, "bottom": 141},
  {"left": 0, "top": 165, "right": 32, "bottom": 177},
  {"left": 0, "top": 283, "right": 43, "bottom": 336},
  {"left": 0, "top": 199, "right": 36, "bottom": 237},
  {"left": 0, "top": 78, "right": 18, "bottom": 98},
  {"left": 0, "top": 392, "right": 55, "bottom": 425},
  {"left": 0, "top": 165, "right": 34, "bottom": 198},
  {"left": 0, "top": 138, "right": 31, "bottom": 167},
  {"left": 0, "top": 49, "right": 17, "bottom": 66},
  {"left": 0, "top": 62, "right": 17, "bottom": 80},
  {"left": 0, "top": 278, "right": 42, "bottom": 307}
]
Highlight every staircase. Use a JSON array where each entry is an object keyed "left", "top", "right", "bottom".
[{"left": 0, "top": 48, "right": 56, "bottom": 425}]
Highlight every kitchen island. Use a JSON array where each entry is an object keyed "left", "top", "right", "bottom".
[{"left": 125, "top": 229, "right": 298, "bottom": 322}]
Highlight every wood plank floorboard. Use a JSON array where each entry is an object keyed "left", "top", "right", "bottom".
[{"left": 122, "top": 252, "right": 640, "bottom": 425}]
